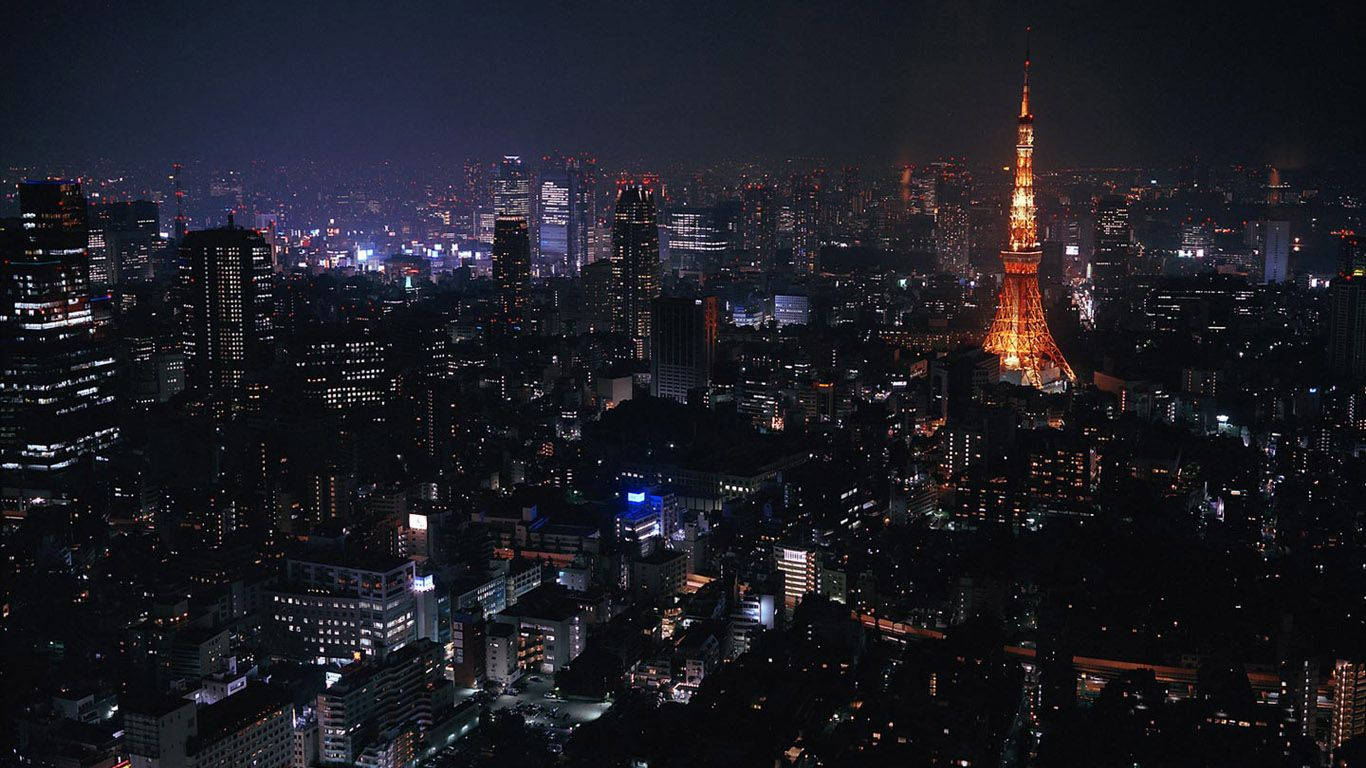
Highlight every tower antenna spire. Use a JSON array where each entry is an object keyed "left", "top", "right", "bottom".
[{"left": 983, "top": 31, "right": 1075, "bottom": 388}]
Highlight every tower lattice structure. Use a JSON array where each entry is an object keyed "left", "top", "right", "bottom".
[{"left": 982, "top": 38, "right": 1075, "bottom": 388}]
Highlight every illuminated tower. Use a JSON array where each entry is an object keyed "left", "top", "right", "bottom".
[{"left": 982, "top": 37, "right": 1075, "bottom": 388}]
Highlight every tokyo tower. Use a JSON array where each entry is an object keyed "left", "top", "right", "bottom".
[{"left": 982, "top": 35, "right": 1076, "bottom": 389}]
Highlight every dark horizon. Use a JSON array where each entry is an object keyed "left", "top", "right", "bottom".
[{"left": 2, "top": 0, "right": 1362, "bottom": 170}]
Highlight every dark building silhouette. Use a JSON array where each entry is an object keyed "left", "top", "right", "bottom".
[
  {"left": 179, "top": 224, "right": 275, "bottom": 399},
  {"left": 89, "top": 200, "right": 160, "bottom": 285},
  {"left": 739, "top": 183, "right": 777, "bottom": 271},
  {"left": 0, "top": 180, "right": 119, "bottom": 480},
  {"left": 650, "top": 296, "right": 718, "bottom": 403},
  {"left": 492, "top": 216, "right": 531, "bottom": 334},
  {"left": 1091, "top": 195, "right": 1131, "bottom": 309},
  {"left": 1329, "top": 235, "right": 1366, "bottom": 381},
  {"left": 610, "top": 186, "right": 660, "bottom": 357}
]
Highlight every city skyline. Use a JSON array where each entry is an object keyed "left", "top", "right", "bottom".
[{"left": 4, "top": 5, "right": 1366, "bottom": 768}]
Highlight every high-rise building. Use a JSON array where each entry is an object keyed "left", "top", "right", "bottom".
[
  {"left": 933, "top": 160, "right": 972, "bottom": 275},
  {"left": 493, "top": 155, "right": 531, "bottom": 221},
  {"left": 981, "top": 48, "right": 1075, "bottom": 389},
  {"left": 182, "top": 685, "right": 293, "bottom": 768},
  {"left": 663, "top": 207, "right": 727, "bottom": 276},
  {"left": 772, "top": 294, "right": 810, "bottom": 328},
  {"left": 179, "top": 224, "right": 274, "bottom": 398},
  {"left": 0, "top": 180, "right": 120, "bottom": 479},
  {"left": 293, "top": 335, "right": 392, "bottom": 415},
  {"left": 91, "top": 200, "right": 160, "bottom": 284},
  {"left": 1091, "top": 196, "right": 1131, "bottom": 305},
  {"left": 1261, "top": 220, "right": 1290, "bottom": 284},
  {"left": 316, "top": 639, "right": 452, "bottom": 766},
  {"left": 1329, "top": 235, "right": 1366, "bottom": 381},
  {"left": 610, "top": 186, "right": 660, "bottom": 357},
  {"left": 127, "top": 331, "right": 187, "bottom": 407},
  {"left": 650, "top": 296, "right": 718, "bottom": 404},
  {"left": 774, "top": 544, "right": 817, "bottom": 616},
  {"left": 536, "top": 160, "right": 592, "bottom": 277},
  {"left": 1178, "top": 219, "right": 1211, "bottom": 260},
  {"left": 1331, "top": 659, "right": 1366, "bottom": 755},
  {"left": 491, "top": 216, "right": 530, "bottom": 333},
  {"left": 739, "top": 183, "right": 777, "bottom": 270},
  {"left": 266, "top": 556, "right": 419, "bottom": 665},
  {"left": 537, "top": 166, "right": 573, "bottom": 277}
]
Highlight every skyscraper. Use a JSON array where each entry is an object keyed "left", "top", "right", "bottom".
[
  {"left": 1331, "top": 659, "right": 1366, "bottom": 755},
  {"left": 933, "top": 160, "right": 971, "bottom": 275},
  {"left": 493, "top": 155, "right": 531, "bottom": 221},
  {"left": 663, "top": 207, "right": 727, "bottom": 276},
  {"left": 1328, "top": 235, "right": 1366, "bottom": 381},
  {"left": 492, "top": 216, "right": 530, "bottom": 334},
  {"left": 0, "top": 180, "right": 120, "bottom": 480},
  {"left": 739, "top": 183, "right": 777, "bottom": 271},
  {"left": 91, "top": 200, "right": 160, "bottom": 284},
  {"left": 650, "top": 296, "right": 718, "bottom": 403},
  {"left": 538, "top": 166, "right": 573, "bottom": 277},
  {"left": 179, "top": 223, "right": 275, "bottom": 399},
  {"left": 537, "top": 159, "right": 592, "bottom": 277},
  {"left": 1091, "top": 195, "right": 1131, "bottom": 307},
  {"left": 610, "top": 186, "right": 660, "bottom": 357},
  {"left": 981, "top": 45, "right": 1075, "bottom": 389},
  {"left": 1261, "top": 220, "right": 1290, "bottom": 284}
]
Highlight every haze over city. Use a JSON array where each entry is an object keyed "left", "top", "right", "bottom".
[{"left": 3, "top": 3, "right": 1366, "bottom": 768}]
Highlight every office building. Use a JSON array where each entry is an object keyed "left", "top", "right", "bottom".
[
  {"left": 1332, "top": 659, "right": 1366, "bottom": 754},
  {"left": 492, "top": 216, "right": 530, "bottom": 333},
  {"left": 1261, "top": 220, "right": 1289, "bottom": 284},
  {"left": 537, "top": 160, "right": 592, "bottom": 276},
  {"left": 267, "top": 556, "right": 418, "bottom": 665},
  {"left": 537, "top": 166, "right": 572, "bottom": 276},
  {"left": 316, "top": 640, "right": 452, "bottom": 766},
  {"left": 1329, "top": 235, "right": 1366, "bottom": 381},
  {"left": 663, "top": 207, "right": 727, "bottom": 275},
  {"left": 934, "top": 161, "right": 971, "bottom": 275},
  {"left": 739, "top": 183, "right": 776, "bottom": 269},
  {"left": 1092, "top": 196, "right": 1131, "bottom": 304},
  {"left": 493, "top": 155, "right": 530, "bottom": 221},
  {"left": 182, "top": 685, "right": 293, "bottom": 768},
  {"left": 0, "top": 180, "right": 120, "bottom": 478},
  {"left": 772, "top": 294, "right": 810, "bottom": 328},
  {"left": 610, "top": 186, "right": 660, "bottom": 357},
  {"left": 631, "top": 547, "right": 688, "bottom": 602},
  {"left": 650, "top": 296, "right": 718, "bottom": 403},
  {"left": 179, "top": 224, "right": 274, "bottom": 397},
  {"left": 293, "top": 336, "right": 392, "bottom": 414},
  {"left": 124, "top": 697, "right": 198, "bottom": 768},
  {"left": 774, "top": 544, "right": 817, "bottom": 616},
  {"left": 127, "top": 331, "right": 187, "bottom": 407},
  {"left": 489, "top": 585, "right": 586, "bottom": 675},
  {"left": 485, "top": 622, "right": 519, "bottom": 688},
  {"left": 1178, "top": 219, "right": 1210, "bottom": 260},
  {"left": 91, "top": 200, "right": 160, "bottom": 284}
]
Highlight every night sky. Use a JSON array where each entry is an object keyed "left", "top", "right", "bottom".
[{"left": 2, "top": 0, "right": 1361, "bottom": 169}]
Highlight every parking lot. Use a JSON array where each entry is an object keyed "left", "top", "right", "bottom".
[
  {"left": 458, "top": 676, "right": 612, "bottom": 728},
  {"left": 414, "top": 678, "right": 612, "bottom": 765}
]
